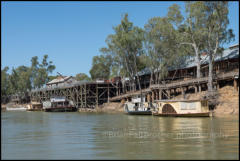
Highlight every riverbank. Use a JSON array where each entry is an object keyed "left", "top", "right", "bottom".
[
  {"left": 2, "top": 85, "right": 238, "bottom": 117},
  {"left": 78, "top": 102, "right": 125, "bottom": 113}
]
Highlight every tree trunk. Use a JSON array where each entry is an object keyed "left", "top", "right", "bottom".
[
  {"left": 121, "top": 77, "right": 126, "bottom": 94},
  {"left": 196, "top": 54, "right": 201, "bottom": 78},
  {"left": 150, "top": 71, "right": 153, "bottom": 86},
  {"left": 208, "top": 54, "right": 213, "bottom": 92},
  {"left": 193, "top": 44, "right": 201, "bottom": 78}
]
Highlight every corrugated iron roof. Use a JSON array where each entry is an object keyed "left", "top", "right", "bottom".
[{"left": 46, "top": 76, "right": 72, "bottom": 85}]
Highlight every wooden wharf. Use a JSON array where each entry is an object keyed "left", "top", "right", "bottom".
[
  {"left": 30, "top": 81, "right": 120, "bottom": 108},
  {"left": 110, "top": 70, "right": 239, "bottom": 102},
  {"left": 30, "top": 70, "right": 238, "bottom": 107}
]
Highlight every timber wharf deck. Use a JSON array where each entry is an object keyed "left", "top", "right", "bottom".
[
  {"left": 30, "top": 70, "right": 239, "bottom": 107},
  {"left": 110, "top": 70, "right": 239, "bottom": 102}
]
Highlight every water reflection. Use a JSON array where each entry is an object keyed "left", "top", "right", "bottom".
[
  {"left": 2, "top": 111, "right": 239, "bottom": 160},
  {"left": 91, "top": 115, "right": 239, "bottom": 160}
]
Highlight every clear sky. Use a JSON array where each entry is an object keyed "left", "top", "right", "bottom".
[{"left": 1, "top": 1, "right": 239, "bottom": 77}]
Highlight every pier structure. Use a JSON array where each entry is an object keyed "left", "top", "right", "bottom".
[
  {"left": 110, "top": 69, "right": 239, "bottom": 102},
  {"left": 30, "top": 81, "right": 121, "bottom": 108}
]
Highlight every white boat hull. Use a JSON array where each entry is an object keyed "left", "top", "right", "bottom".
[{"left": 6, "top": 107, "right": 27, "bottom": 111}]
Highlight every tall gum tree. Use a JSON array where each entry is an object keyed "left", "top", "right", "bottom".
[
  {"left": 144, "top": 14, "right": 188, "bottom": 85},
  {"left": 100, "top": 13, "right": 144, "bottom": 92},
  {"left": 178, "top": 1, "right": 206, "bottom": 78},
  {"left": 203, "top": 1, "right": 234, "bottom": 92}
]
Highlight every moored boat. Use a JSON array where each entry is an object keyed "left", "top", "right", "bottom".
[
  {"left": 124, "top": 95, "right": 153, "bottom": 115},
  {"left": 153, "top": 99, "right": 212, "bottom": 117},
  {"left": 6, "top": 107, "right": 27, "bottom": 111},
  {"left": 43, "top": 96, "right": 77, "bottom": 112},
  {"left": 27, "top": 101, "right": 43, "bottom": 111}
]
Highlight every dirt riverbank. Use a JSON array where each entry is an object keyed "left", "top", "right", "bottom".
[
  {"left": 78, "top": 102, "right": 125, "bottom": 113},
  {"left": 2, "top": 85, "right": 238, "bottom": 117}
]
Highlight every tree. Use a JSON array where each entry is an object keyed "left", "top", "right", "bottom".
[
  {"left": 203, "top": 2, "right": 234, "bottom": 92},
  {"left": 8, "top": 67, "right": 20, "bottom": 94},
  {"left": 31, "top": 55, "right": 56, "bottom": 88},
  {"left": 1, "top": 66, "right": 10, "bottom": 96},
  {"left": 75, "top": 73, "right": 91, "bottom": 81},
  {"left": 100, "top": 13, "right": 144, "bottom": 91},
  {"left": 89, "top": 55, "right": 112, "bottom": 80},
  {"left": 14, "top": 65, "right": 31, "bottom": 93},
  {"left": 144, "top": 15, "right": 188, "bottom": 85},
  {"left": 30, "top": 56, "right": 39, "bottom": 88},
  {"left": 169, "top": 2, "right": 207, "bottom": 79}
]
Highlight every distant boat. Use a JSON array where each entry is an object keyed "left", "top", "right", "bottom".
[
  {"left": 43, "top": 96, "right": 77, "bottom": 112},
  {"left": 152, "top": 99, "right": 212, "bottom": 117},
  {"left": 6, "top": 107, "right": 27, "bottom": 111},
  {"left": 124, "top": 95, "right": 153, "bottom": 115},
  {"left": 26, "top": 101, "right": 43, "bottom": 111}
]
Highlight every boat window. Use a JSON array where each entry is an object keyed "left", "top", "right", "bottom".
[{"left": 180, "top": 102, "right": 196, "bottom": 110}]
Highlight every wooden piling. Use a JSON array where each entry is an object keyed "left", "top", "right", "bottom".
[
  {"left": 159, "top": 89, "right": 162, "bottom": 100},
  {"left": 234, "top": 79, "right": 238, "bottom": 91},
  {"left": 152, "top": 91, "right": 155, "bottom": 102}
]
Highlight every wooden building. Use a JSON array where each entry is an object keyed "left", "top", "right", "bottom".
[
  {"left": 137, "top": 44, "right": 239, "bottom": 90},
  {"left": 110, "top": 44, "right": 239, "bottom": 102},
  {"left": 46, "top": 76, "right": 77, "bottom": 88}
]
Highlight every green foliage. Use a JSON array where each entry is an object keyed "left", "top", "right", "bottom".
[
  {"left": 14, "top": 66, "right": 32, "bottom": 93},
  {"left": 99, "top": 13, "right": 145, "bottom": 90},
  {"left": 1, "top": 66, "right": 10, "bottom": 96},
  {"left": 167, "top": 4, "right": 184, "bottom": 27},
  {"left": 144, "top": 15, "right": 188, "bottom": 83},
  {"left": 75, "top": 73, "right": 91, "bottom": 82},
  {"left": 90, "top": 55, "right": 111, "bottom": 80},
  {"left": 1, "top": 54, "right": 56, "bottom": 97},
  {"left": 30, "top": 54, "right": 56, "bottom": 88},
  {"left": 203, "top": 2, "right": 234, "bottom": 91}
]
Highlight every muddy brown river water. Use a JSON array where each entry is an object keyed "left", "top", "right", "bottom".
[{"left": 1, "top": 111, "right": 239, "bottom": 159}]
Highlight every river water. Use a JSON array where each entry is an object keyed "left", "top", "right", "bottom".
[{"left": 1, "top": 111, "right": 239, "bottom": 160}]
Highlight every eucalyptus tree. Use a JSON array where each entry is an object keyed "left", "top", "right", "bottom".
[
  {"left": 75, "top": 73, "right": 91, "bottom": 82},
  {"left": 14, "top": 65, "right": 31, "bottom": 93},
  {"left": 89, "top": 55, "right": 111, "bottom": 80},
  {"left": 144, "top": 14, "right": 187, "bottom": 85},
  {"left": 144, "top": 17, "right": 168, "bottom": 85},
  {"left": 8, "top": 68, "right": 20, "bottom": 94},
  {"left": 170, "top": 1, "right": 234, "bottom": 93},
  {"left": 32, "top": 55, "right": 55, "bottom": 88},
  {"left": 1, "top": 66, "right": 10, "bottom": 96},
  {"left": 100, "top": 13, "right": 144, "bottom": 92},
  {"left": 29, "top": 55, "right": 55, "bottom": 89},
  {"left": 203, "top": 1, "right": 234, "bottom": 92},
  {"left": 171, "top": 2, "right": 208, "bottom": 79}
]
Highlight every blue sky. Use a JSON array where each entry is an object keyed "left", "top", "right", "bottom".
[{"left": 1, "top": 1, "right": 239, "bottom": 77}]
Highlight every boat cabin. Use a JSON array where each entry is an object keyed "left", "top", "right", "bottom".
[
  {"left": 153, "top": 99, "right": 211, "bottom": 117},
  {"left": 42, "top": 96, "right": 76, "bottom": 112},
  {"left": 124, "top": 94, "right": 152, "bottom": 112},
  {"left": 27, "top": 101, "right": 43, "bottom": 111}
]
